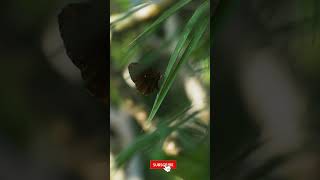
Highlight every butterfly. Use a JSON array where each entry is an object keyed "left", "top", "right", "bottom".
[
  {"left": 58, "top": 1, "right": 107, "bottom": 102},
  {"left": 128, "top": 63, "right": 161, "bottom": 95}
]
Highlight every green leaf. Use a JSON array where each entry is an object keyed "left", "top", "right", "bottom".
[
  {"left": 147, "top": 1, "right": 209, "bottom": 122},
  {"left": 110, "top": 3, "right": 151, "bottom": 29},
  {"left": 164, "top": 1, "right": 209, "bottom": 79},
  {"left": 114, "top": 106, "right": 192, "bottom": 167},
  {"left": 128, "top": 0, "right": 193, "bottom": 48}
]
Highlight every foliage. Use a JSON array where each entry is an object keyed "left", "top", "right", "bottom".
[{"left": 111, "top": 0, "right": 210, "bottom": 179}]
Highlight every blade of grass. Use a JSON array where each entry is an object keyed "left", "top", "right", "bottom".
[
  {"left": 121, "top": 0, "right": 193, "bottom": 66},
  {"left": 110, "top": 2, "right": 151, "bottom": 29},
  {"left": 123, "top": 20, "right": 182, "bottom": 67},
  {"left": 115, "top": 106, "right": 192, "bottom": 167},
  {"left": 158, "top": 104, "right": 192, "bottom": 127},
  {"left": 164, "top": 1, "right": 210, "bottom": 79},
  {"left": 147, "top": 4, "right": 209, "bottom": 122},
  {"left": 114, "top": 132, "right": 159, "bottom": 167},
  {"left": 171, "top": 110, "right": 201, "bottom": 129},
  {"left": 147, "top": 24, "right": 208, "bottom": 123},
  {"left": 119, "top": 22, "right": 178, "bottom": 67},
  {"left": 127, "top": 0, "right": 193, "bottom": 48},
  {"left": 119, "top": 32, "right": 175, "bottom": 67}
]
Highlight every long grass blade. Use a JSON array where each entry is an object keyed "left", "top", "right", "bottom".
[
  {"left": 128, "top": 0, "right": 193, "bottom": 48},
  {"left": 110, "top": 3, "right": 151, "bottom": 29},
  {"left": 164, "top": 1, "right": 210, "bottom": 79},
  {"left": 147, "top": 2, "right": 209, "bottom": 122},
  {"left": 115, "top": 106, "right": 192, "bottom": 167}
]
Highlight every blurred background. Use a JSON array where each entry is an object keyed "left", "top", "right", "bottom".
[
  {"left": 110, "top": 0, "right": 210, "bottom": 179},
  {"left": 0, "top": 0, "right": 106, "bottom": 180},
  {"left": 213, "top": 0, "right": 320, "bottom": 180}
]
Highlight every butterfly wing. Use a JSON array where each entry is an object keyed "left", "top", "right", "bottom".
[
  {"left": 128, "top": 63, "right": 141, "bottom": 83},
  {"left": 128, "top": 63, "right": 160, "bottom": 95},
  {"left": 144, "top": 70, "right": 161, "bottom": 95},
  {"left": 128, "top": 63, "right": 148, "bottom": 94}
]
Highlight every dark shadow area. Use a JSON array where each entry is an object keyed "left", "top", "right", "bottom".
[
  {"left": 213, "top": 0, "right": 320, "bottom": 180},
  {"left": 0, "top": 0, "right": 107, "bottom": 179}
]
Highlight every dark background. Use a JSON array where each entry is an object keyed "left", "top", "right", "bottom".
[
  {"left": 0, "top": 0, "right": 106, "bottom": 180},
  {"left": 213, "top": 1, "right": 320, "bottom": 180}
]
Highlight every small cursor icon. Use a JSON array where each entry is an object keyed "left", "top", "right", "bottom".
[{"left": 163, "top": 165, "right": 171, "bottom": 172}]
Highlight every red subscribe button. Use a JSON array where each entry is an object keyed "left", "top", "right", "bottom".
[{"left": 150, "top": 160, "right": 176, "bottom": 169}]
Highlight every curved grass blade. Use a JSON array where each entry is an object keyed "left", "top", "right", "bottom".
[
  {"left": 119, "top": 23, "right": 179, "bottom": 67},
  {"left": 114, "top": 132, "right": 159, "bottom": 168},
  {"left": 110, "top": 3, "right": 151, "bottom": 29},
  {"left": 164, "top": 1, "right": 210, "bottom": 79},
  {"left": 147, "top": 1, "right": 209, "bottom": 122},
  {"left": 127, "top": 0, "right": 193, "bottom": 48},
  {"left": 121, "top": 0, "right": 193, "bottom": 66},
  {"left": 115, "top": 106, "right": 192, "bottom": 167}
]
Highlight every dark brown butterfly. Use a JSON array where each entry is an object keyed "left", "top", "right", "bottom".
[
  {"left": 128, "top": 63, "right": 161, "bottom": 95},
  {"left": 58, "top": 1, "right": 107, "bottom": 102}
]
